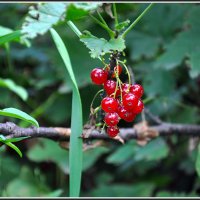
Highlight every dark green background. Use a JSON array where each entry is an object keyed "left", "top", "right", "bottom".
[{"left": 0, "top": 3, "right": 200, "bottom": 197}]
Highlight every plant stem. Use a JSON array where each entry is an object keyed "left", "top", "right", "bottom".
[
  {"left": 89, "top": 14, "right": 115, "bottom": 38},
  {"left": 118, "top": 60, "right": 131, "bottom": 87},
  {"left": 122, "top": 3, "right": 154, "bottom": 38},
  {"left": 67, "top": 20, "right": 104, "bottom": 63},
  {"left": 67, "top": 21, "right": 82, "bottom": 38},
  {"left": 113, "top": 3, "right": 118, "bottom": 26},
  {"left": 97, "top": 10, "right": 109, "bottom": 27},
  {"left": 5, "top": 43, "right": 13, "bottom": 73},
  {"left": 90, "top": 89, "right": 104, "bottom": 114}
]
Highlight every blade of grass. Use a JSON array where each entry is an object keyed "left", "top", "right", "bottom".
[
  {"left": 0, "top": 30, "right": 22, "bottom": 45},
  {"left": 50, "top": 28, "right": 83, "bottom": 197}
]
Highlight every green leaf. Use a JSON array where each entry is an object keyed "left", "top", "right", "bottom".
[
  {"left": 0, "top": 30, "right": 21, "bottom": 45},
  {"left": 27, "top": 139, "right": 69, "bottom": 174},
  {"left": 80, "top": 31, "right": 126, "bottom": 58},
  {"left": 88, "top": 183, "right": 155, "bottom": 197},
  {"left": 0, "top": 136, "right": 30, "bottom": 143},
  {"left": 156, "top": 191, "right": 198, "bottom": 197},
  {"left": 83, "top": 147, "right": 109, "bottom": 171},
  {"left": 0, "top": 135, "right": 30, "bottom": 143},
  {"left": 0, "top": 26, "right": 13, "bottom": 36},
  {"left": 106, "top": 141, "right": 138, "bottom": 165},
  {"left": 0, "top": 78, "right": 28, "bottom": 101},
  {"left": 66, "top": 3, "right": 102, "bottom": 21},
  {"left": 50, "top": 28, "right": 83, "bottom": 197},
  {"left": 155, "top": 7, "right": 200, "bottom": 78},
  {"left": 115, "top": 20, "right": 130, "bottom": 31},
  {"left": 0, "top": 108, "right": 39, "bottom": 127},
  {"left": 47, "top": 189, "right": 63, "bottom": 197},
  {"left": 127, "top": 31, "right": 160, "bottom": 60},
  {"left": 0, "top": 136, "right": 23, "bottom": 158},
  {"left": 5, "top": 142, "right": 22, "bottom": 158},
  {"left": 134, "top": 138, "right": 169, "bottom": 161},
  {"left": 72, "top": 3, "right": 102, "bottom": 11},
  {"left": 5, "top": 166, "right": 54, "bottom": 197},
  {"left": 22, "top": 3, "right": 67, "bottom": 39}
]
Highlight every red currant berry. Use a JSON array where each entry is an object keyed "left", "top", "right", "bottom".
[
  {"left": 117, "top": 106, "right": 136, "bottom": 122},
  {"left": 107, "top": 126, "right": 119, "bottom": 137},
  {"left": 104, "top": 80, "right": 117, "bottom": 95},
  {"left": 112, "top": 65, "right": 123, "bottom": 78},
  {"left": 122, "top": 93, "right": 139, "bottom": 110},
  {"left": 104, "top": 112, "right": 119, "bottom": 126},
  {"left": 101, "top": 97, "right": 119, "bottom": 113},
  {"left": 133, "top": 99, "right": 144, "bottom": 114},
  {"left": 130, "top": 84, "right": 144, "bottom": 98},
  {"left": 90, "top": 68, "right": 108, "bottom": 85},
  {"left": 122, "top": 83, "right": 130, "bottom": 95}
]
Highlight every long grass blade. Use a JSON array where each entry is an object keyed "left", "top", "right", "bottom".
[{"left": 50, "top": 28, "right": 83, "bottom": 197}]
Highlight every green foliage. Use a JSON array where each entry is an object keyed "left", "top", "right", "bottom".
[
  {"left": 0, "top": 78, "right": 28, "bottom": 101},
  {"left": 107, "top": 138, "right": 169, "bottom": 165},
  {"left": 22, "top": 3, "right": 67, "bottom": 39},
  {"left": 66, "top": 3, "right": 102, "bottom": 21},
  {"left": 155, "top": 6, "right": 200, "bottom": 78},
  {"left": 0, "top": 30, "right": 21, "bottom": 45},
  {"left": 80, "top": 31, "right": 125, "bottom": 58},
  {"left": 87, "top": 183, "right": 155, "bottom": 197},
  {"left": 4, "top": 166, "right": 61, "bottom": 197},
  {"left": 0, "top": 2, "right": 200, "bottom": 198},
  {"left": 0, "top": 108, "right": 39, "bottom": 127},
  {"left": 0, "top": 26, "right": 13, "bottom": 36},
  {"left": 27, "top": 139, "right": 69, "bottom": 173},
  {"left": 0, "top": 135, "right": 23, "bottom": 157}
]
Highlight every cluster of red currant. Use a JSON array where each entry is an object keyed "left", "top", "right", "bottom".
[{"left": 90, "top": 63, "right": 144, "bottom": 138}]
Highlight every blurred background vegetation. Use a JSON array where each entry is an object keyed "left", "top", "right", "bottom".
[{"left": 0, "top": 3, "right": 200, "bottom": 197}]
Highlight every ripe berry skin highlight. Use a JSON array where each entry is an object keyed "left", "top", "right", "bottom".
[
  {"left": 130, "top": 84, "right": 144, "bottom": 98},
  {"left": 104, "top": 80, "right": 117, "bottom": 95},
  {"left": 117, "top": 106, "right": 136, "bottom": 122},
  {"left": 104, "top": 112, "right": 119, "bottom": 126},
  {"left": 101, "top": 97, "right": 119, "bottom": 113},
  {"left": 107, "top": 126, "right": 119, "bottom": 137},
  {"left": 133, "top": 99, "right": 144, "bottom": 114},
  {"left": 122, "top": 83, "right": 130, "bottom": 95},
  {"left": 122, "top": 93, "right": 139, "bottom": 111},
  {"left": 90, "top": 68, "right": 108, "bottom": 85}
]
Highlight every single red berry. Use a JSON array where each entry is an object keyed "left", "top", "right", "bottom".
[
  {"left": 104, "top": 80, "right": 117, "bottom": 95},
  {"left": 107, "top": 126, "right": 119, "bottom": 137},
  {"left": 133, "top": 99, "right": 144, "bottom": 114},
  {"left": 130, "top": 84, "right": 144, "bottom": 98},
  {"left": 104, "top": 112, "right": 119, "bottom": 126},
  {"left": 122, "top": 83, "right": 130, "bottom": 95},
  {"left": 122, "top": 93, "right": 139, "bottom": 110},
  {"left": 117, "top": 105, "right": 136, "bottom": 122},
  {"left": 90, "top": 68, "right": 108, "bottom": 85},
  {"left": 101, "top": 97, "right": 119, "bottom": 113},
  {"left": 112, "top": 65, "right": 123, "bottom": 78}
]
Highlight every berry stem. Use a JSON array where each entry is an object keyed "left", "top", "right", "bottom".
[
  {"left": 117, "top": 77, "right": 123, "bottom": 102},
  {"left": 90, "top": 89, "right": 104, "bottom": 114},
  {"left": 118, "top": 60, "right": 131, "bottom": 88},
  {"left": 114, "top": 77, "right": 119, "bottom": 98},
  {"left": 100, "top": 122, "right": 106, "bottom": 134}
]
